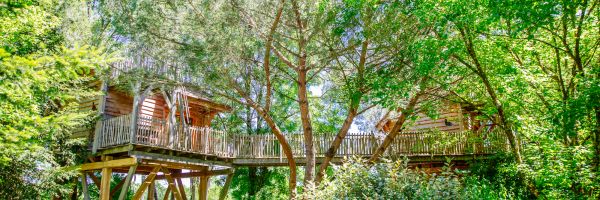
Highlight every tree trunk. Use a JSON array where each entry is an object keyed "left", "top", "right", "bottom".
[
  {"left": 478, "top": 70, "right": 523, "bottom": 164},
  {"left": 315, "top": 105, "right": 358, "bottom": 184},
  {"left": 248, "top": 167, "right": 259, "bottom": 196},
  {"left": 368, "top": 93, "right": 421, "bottom": 163},
  {"left": 251, "top": 104, "right": 297, "bottom": 198},
  {"left": 297, "top": 67, "right": 316, "bottom": 185},
  {"left": 457, "top": 24, "right": 523, "bottom": 164},
  {"left": 594, "top": 106, "right": 600, "bottom": 173}
]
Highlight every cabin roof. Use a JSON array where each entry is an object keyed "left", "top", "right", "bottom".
[{"left": 174, "top": 88, "right": 232, "bottom": 112}]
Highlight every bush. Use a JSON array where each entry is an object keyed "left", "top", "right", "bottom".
[{"left": 302, "top": 157, "right": 522, "bottom": 200}]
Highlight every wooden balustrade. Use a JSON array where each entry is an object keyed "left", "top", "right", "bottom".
[
  {"left": 96, "top": 115, "right": 510, "bottom": 159},
  {"left": 96, "top": 114, "right": 132, "bottom": 149}
]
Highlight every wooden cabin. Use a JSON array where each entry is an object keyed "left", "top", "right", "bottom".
[
  {"left": 76, "top": 79, "right": 236, "bottom": 200},
  {"left": 376, "top": 102, "right": 494, "bottom": 133}
]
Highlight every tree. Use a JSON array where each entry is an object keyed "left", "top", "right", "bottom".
[{"left": 0, "top": 0, "right": 112, "bottom": 198}]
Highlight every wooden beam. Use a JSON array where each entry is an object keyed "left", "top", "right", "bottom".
[
  {"left": 219, "top": 173, "right": 234, "bottom": 200},
  {"left": 118, "top": 165, "right": 137, "bottom": 200},
  {"left": 130, "top": 151, "right": 232, "bottom": 167},
  {"left": 160, "top": 168, "right": 184, "bottom": 200},
  {"left": 81, "top": 173, "right": 90, "bottom": 200},
  {"left": 199, "top": 176, "right": 209, "bottom": 200},
  {"left": 100, "top": 156, "right": 113, "bottom": 200},
  {"left": 98, "top": 144, "right": 133, "bottom": 155},
  {"left": 133, "top": 166, "right": 161, "bottom": 200},
  {"left": 154, "top": 168, "right": 233, "bottom": 180},
  {"left": 81, "top": 157, "right": 138, "bottom": 171}
]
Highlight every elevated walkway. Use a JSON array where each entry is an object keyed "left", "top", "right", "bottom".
[{"left": 93, "top": 113, "right": 509, "bottom": 167}]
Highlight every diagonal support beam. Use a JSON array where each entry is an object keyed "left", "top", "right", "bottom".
[
  {"left": 160, "top": 168, "right": 184, "bottom": 200},
  {"left": 133, "top": 166, "right": 161, "bottom": 200},
  {"left": 219, "top": 172, "right": 234, "bottom": 200},
  {"left": 118, "top": 165, "right": 138, "bottom": 200},
  {"left": 175, "top": 178, "right": 188, "bottom": 200}
]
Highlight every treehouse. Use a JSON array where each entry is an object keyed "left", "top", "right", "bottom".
[
  {"left": 376, "top": 102, "right": 495, "bottom": 133},
  {"left": 75, "top": 59, "right": 510, "bottom": 200}
]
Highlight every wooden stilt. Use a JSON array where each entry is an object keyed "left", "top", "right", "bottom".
[
  {"left": 219, "top": 173, "right": 234, "bottom": 200},
  {"left": 81, "top": 173, "right": 90, "bottom": 200},
  {"left": 148, "top": 180, "right": 156, "bottom": 200},
  {"left": 100, "top": 156, "right": 113, "bottom": 200},
  {"left": 190, "top": 177, "right": 196, "bottom": 200},
  {"left": 133, "top": 167, "right": 161, "bottom": 200},
  {"left": 198, "top": 176, "right": 209, "bottom": 200},
  {"left": 118, "top": 165, "right": 138, "bottom": 200}
]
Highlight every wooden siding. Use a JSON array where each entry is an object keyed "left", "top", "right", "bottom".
[
  {"left": 105, "top": 87, "right": 134, "bottom": 117},
  {"left": 380, "top": 103, "right": 465, "bottom": 133}
]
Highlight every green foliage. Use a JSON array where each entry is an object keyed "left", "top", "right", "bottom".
[
  {"left": 0, "top": 0, "right": 112, "bottom": 198},
  {"left": 230, "top": 167, "right": 290, "bottom": 200},
  {"left": 303, "top": 158, "right": 518, "bottom": 200}
]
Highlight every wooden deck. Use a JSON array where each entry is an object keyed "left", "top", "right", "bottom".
[{"left": 93, "top": 113, "right": 509, "bottom": 166}]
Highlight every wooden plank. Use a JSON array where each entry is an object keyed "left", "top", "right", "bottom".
[
  {"left": 81, "top": 157, "right": 138, "bottom": 171},
  {"left": 118, "top": 165, "right": 138, "bottom": 200},
  {"left": 133, "top": 166, "right": 161, "bottom": 200}
]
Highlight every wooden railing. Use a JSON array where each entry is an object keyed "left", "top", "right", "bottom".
[
  {"left": 95, "top": 114, "right": 132, "bottom": 149},
  {"left": 95, "top": 115, "right": 509, "bottom": 160}
]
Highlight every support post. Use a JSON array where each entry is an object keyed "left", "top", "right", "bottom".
[
  {"left": 148, "top": 180, "right": 156, "bottom": 200},
  {"left": 93, "top": 80, "right": 109, "bottom": 153},
  {"left": 81, "top": 173, "right": 90, "bottom": 200},
  {"left": 219, "top": 173, "right": 234, "bottom": 200},
  {"left": 130, "top": 81, "right": 142, "bottom": 144},
  {"left": 100, "top": 156, "right": 113, "bottom": 200},
  {"left": 198, "top": 176, "right": 210, "bottom": 200},
  {"left": 190, "top": 177, "right": 196, "bottom": 200},
  {"left": 118, "top": 165, "right": 138, "bottom": 200}
]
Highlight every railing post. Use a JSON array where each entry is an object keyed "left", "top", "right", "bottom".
[{"left": 92, "top": 80, "right": 109, "bottom": 153}]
